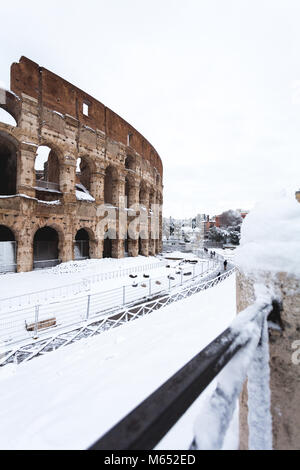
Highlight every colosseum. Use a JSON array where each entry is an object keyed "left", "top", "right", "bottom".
[{"left": 0, "top": 56, "right": 163, "bottom": 273}]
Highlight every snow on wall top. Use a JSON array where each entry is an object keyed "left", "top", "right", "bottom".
[{"left": 235, "top": 193, "right": 300, "bottom": 278}]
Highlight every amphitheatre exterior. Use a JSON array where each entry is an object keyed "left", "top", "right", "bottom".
[{"left": 0, "top": 57, "right": 163, "bottom": 272}]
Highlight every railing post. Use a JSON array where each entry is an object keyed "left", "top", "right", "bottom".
[
  {"left": 33, "top": 305, "right": 39, "bottom": 339},
  {"left": 193, "top": 265, "right": 195, "bottom": 279},
  {"left": 168, "top": 276, "right": 171, "bottom": 291},
  {"left": 86, "top": 294, "right": 91, "bottom": 321},
  {"left": 149, "top": 279, "right": 151, "bottom": 296},
  {"left": 123, "top": 285, "right": 126, "bottom": 305},
  {"left": 181, "top": 271, "right": 183, "bottom": 286}
]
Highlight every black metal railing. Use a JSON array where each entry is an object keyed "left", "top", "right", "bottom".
[{"left": 89, "top": 300, "right": 280, "bottom": 451}]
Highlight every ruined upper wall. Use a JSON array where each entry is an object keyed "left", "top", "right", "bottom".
[{"left": 10, "top": 56, "right": 163, "bottom": 176}]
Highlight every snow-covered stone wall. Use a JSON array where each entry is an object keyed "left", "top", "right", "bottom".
[{"left": 235, "top": 192, "right": 300, "bottom": 450}]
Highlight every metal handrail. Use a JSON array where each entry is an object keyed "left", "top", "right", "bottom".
[{"left": 88, "top": 300, "right": 274, "bottom": 450}]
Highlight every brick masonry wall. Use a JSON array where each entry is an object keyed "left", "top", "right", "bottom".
[{"left": 0, "top": 57, "right": 163, "bottom": 271}]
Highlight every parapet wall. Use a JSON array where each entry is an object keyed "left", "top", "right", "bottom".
[{"left": 237, "top": 270, "right": 300, "bottom": 450}]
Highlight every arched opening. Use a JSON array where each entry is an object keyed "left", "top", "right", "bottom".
[
  {"left": 74, "top": 228, "right": 90, "bottom": 260},
  {"left": 0, "top": 132, "right": 17, "bottom": 196},
  {"left": 103, "top": 237, "right": 112, "bottom": 258},
  {"left": 33, "top": 226, "right": 60, "bottom": 269},
  {"left": 125, "top": 155, "right": 135, "bottom": 171},
  {"left": 76, "top": 157, "right": 91, "bottom": 192},
  {"left": 35, "top": 146, "right": 61, "bottom": 200},
  {"left": 104, "top": 165, "right": 116, "bottom": 205},
  {"left": 0, "top": 108, "right": 17, "bottom": 127},
  {"left": 0, "top": 225, "right": 16, "bottom": 273}
]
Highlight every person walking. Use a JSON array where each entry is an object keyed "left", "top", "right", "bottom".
[{"left": 223, "top": 259, "right": 227, "bottom": 271}]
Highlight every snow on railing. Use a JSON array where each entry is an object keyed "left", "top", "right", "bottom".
[{"left": 88, "top": 296, "right": 276, "bottom": 451}]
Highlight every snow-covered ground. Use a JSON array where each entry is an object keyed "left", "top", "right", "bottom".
[
  {"left": 0, "top": 254, "right": 219, "bottom": 349},
  {"left": 0, "top": 256, "right": 165, "bottom": 301},
  {"left": 0, "top": 273, "right": 236, "bottom": 450}
]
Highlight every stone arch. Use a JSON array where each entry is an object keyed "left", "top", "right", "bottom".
[
  {"left": 104, "top": 164, "right": 118, "bottom": 205},
  {"left": 125, "top": 154, "right": 136, "bottom": 171},
  {"left": 0, "top": 224, "right": 17, "bottom": 272},
  {"left": 0, "top": 130, "right": 18, "bottom": 195},
  {"left": 74, "top": 225, "right": 97, "bottom": 260},
  {"left": 0, "top": 90, "right": 21, "bottom": 126},
  {"left": 33, "top": 224, "right": 63, "bottom": 269}
]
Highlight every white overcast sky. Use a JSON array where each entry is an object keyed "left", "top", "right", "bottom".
[{"left": 0, "top": 0, "right": 299, "bottom": 217}]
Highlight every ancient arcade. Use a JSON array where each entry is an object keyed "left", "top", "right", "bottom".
[{"left": 0, "top": 57, "right": 163, "bottom": 272}]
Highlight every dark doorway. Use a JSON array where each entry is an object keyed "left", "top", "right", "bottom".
[
  {"left": 74, "top": 228, "right": 90, "bottom": 260},
  {"left": 103, "top": 237, "right": 112, "bottom": 258},
  {"left": 33, "top": 227, "right": 59, "bottom": 269},
  {"left": 0, "top": 134, "right": 17, "bottom": 195},
  {"left": 0, "top": 225, "right": 16, "bottom": 273},
  {"left": 124, "top": 232, "right": 128, "bottom": 256}
]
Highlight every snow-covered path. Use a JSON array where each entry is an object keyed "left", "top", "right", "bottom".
[{"left": 0, "top": 274, "right": 236, "bottom": 450}]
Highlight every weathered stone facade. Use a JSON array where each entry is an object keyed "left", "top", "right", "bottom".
[
  {"left": 0, "top": 57, "right": 163, "bottom": 272},
  {"left": 237, "top": 270, "right": 300, "bottom": 450}
]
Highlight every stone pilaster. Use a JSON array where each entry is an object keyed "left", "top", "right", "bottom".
[
  {"left": 60, "top": 160, "right": 76, "bottom": 203},
  {"left": 16, "top": 142, "right": 37, "bottom": 198},
  {"left": 90, "top": 170, "right": 105, "bottom": 204}
]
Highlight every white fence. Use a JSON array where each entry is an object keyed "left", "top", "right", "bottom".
[
  {"left": 0, "top": 258, "right": 219, "bottom": 350},
  {"left": 0, "top": 265, "right": 234, "bottom": 366},
  {"left": 0, "top": 260, "right": 166, "bottom": 314}
]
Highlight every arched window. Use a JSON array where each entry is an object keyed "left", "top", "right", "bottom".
[
  {"left": 0, "top": 132, "right": 18, "bottom": 195},
  {"left": 35, "top": 146, "right": 61, "bottom": 200},
  {"left": 0, "top": 225, "right": 16, "bottom": 273},
  {"left": 125, "top": 155, "right": 135, "bottom": 171},
  {"left": 33, "top": 226, "right": 60, "bottom": 269},
  {"left": 74, "top": 228, "right": 90, "bottom": 260},
  {"left": 76, "top": 157, "right": 91, "bottom": 192}
]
